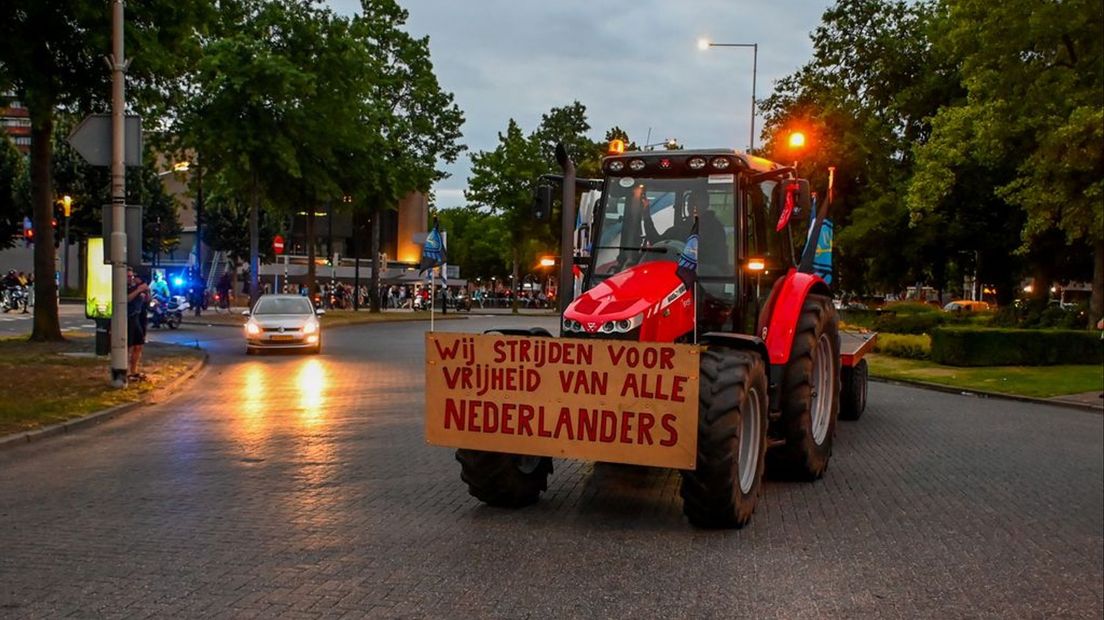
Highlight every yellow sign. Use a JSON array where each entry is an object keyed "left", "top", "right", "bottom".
[
  {"left": 425, "top": 333, "right": 700, "bottom": 469},
  {"left": 85, "top": 237, "right": 112, "bottom": 319}
]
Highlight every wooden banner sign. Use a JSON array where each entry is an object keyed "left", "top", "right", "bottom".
[{"left": 425, "top": 333, "right": 700, "bottom": 469}]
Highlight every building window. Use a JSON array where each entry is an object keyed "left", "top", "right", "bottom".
[{"left": 14, "top": 137, "right": 31, "bottom": 146}]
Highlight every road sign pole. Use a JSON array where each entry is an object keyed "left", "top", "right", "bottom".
[{"left": 109, "top": 0, "right": 128, "bottom": 388}]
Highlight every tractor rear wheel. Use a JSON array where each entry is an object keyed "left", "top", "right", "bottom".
[
  {"left": 455, "top": 449, "right": 552, "bottom": 508},
  {"left": 773, "top": 294, "right": 840, "bottom": 480},
  {"left": 680, "top": 348, "right": 768, "bottom": 528},
  {"left": 839, "top": 358, "right": 868, "bottom": 421}
]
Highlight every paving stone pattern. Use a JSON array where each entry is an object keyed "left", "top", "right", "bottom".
[{"left": 1, "top": 316, "right": 1101, "bottom": 618}]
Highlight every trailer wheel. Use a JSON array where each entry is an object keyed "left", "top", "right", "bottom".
[
  {"left": 680, "top": 348, "right": 768, "bottom": 528},
  {"left": 839, "top": 358, "right": 868, "bottom": 421},
  {"left": 773, "top": 294, "right": 840, "bottom": 480},
  {"left": 455, "top": 449, "right": 552, "bottom": 508}
]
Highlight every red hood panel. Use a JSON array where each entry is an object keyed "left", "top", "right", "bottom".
[{"left": 565, "top": 262, "right": 682, "bottom": 324}]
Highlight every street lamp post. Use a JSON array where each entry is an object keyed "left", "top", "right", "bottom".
[
  {"left": 698, "top": 38, "right": 758, "bottom": 152},
  {"left": 60, "top": 195, "right": 72, "bottom": 293}
]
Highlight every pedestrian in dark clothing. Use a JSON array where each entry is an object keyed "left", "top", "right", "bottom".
[{"left": 126, "top": 267, "right": 150, "bottom": 381}]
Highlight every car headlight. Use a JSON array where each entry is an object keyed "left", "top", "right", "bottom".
[
  {"left": 303, "top": 320, "right": 318, "bottom": 334},
  {"left": 245, "top": 321, "right": 261, "bottom": 336}
]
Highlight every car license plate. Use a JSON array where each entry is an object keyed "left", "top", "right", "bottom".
[{"left": 271, "top": 334, "right": 296, "bottom": 342}]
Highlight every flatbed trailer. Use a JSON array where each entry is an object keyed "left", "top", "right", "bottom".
[{"left": 839, "top": 330, "right": 876, "bottom": 420}]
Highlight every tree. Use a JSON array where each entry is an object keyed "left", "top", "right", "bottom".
[
  {"left": 437, "top": 206, "right": 512, "bottom": 280},
  {"left": 467, "top": 103, "right": 603, "bottom": 311},
  {"left": 466, "top": 119, "right": 548, "bottom": 312},
  {"left": 0, "top": 0, "right": 212, "bottom": 341},
  {"left": 758, "top": 0, "right": 978, "bottom": 297},
  {"left": 181, "top": 0, "right": 325, "bottom": 307},
  {"left": 338, "top": 0, "right": 465, "bottom": 312},
  {"left": 909, "top": 0, "right": 1104, "bottom": 322}
]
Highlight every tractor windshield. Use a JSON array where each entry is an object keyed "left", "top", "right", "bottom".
[{"left": 591, "top": 176, "right": 735, "bottom": 282}]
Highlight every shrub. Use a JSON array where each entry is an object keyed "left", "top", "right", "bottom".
[
  {"left": 874, "top": 333, "right": 930, "bottom": 360},
  {"left": 930, "top": 327, "right": 1104, "bottom": 366},
  {"left": 884, "top": 301, "right": 941, "bottom": 314},
  {"left": 873, "top": 312, "right": 946, "bottom": 334}
]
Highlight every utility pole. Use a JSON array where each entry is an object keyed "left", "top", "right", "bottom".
[{"left": 109, "top": 0, "right": 128, "bottom": 387}]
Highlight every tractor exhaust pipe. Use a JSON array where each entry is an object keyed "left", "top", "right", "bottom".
[{"left": 555, "top": 143, "right": 575, "bottom": 314}]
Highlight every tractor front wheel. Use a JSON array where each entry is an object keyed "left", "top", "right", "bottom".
[
  {"left": 774, "top": 294, "right": 840, "bottom": 480},
  {"left": 455, "top": 449, "right": 552, "bottom": 508},
  {"left": 680, "top": 348, "right": 768, "bottom": 528}
]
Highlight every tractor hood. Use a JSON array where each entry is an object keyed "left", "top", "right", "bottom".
[{"left": 564, "top": 262, "right": 684, "bottom": 335}]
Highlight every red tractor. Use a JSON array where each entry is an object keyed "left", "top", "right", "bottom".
[{"left": 446, "top": 143, "right": 873, "bottom": 528}]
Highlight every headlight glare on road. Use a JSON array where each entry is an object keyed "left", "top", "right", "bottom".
[{"left": 245, "top": 321, "right": 261, "bottom": 336}]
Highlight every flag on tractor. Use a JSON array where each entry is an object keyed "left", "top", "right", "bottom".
[
  {"left": 419, "top": 217, "right": 446, "bottom": 275},
  {"left": 812, "top": 219, "right": 833, "bottom": 284},
  {"left": 675, "top": 215, "right": 699, "bottom": 288}
]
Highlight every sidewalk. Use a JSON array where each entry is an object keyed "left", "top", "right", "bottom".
[{"left": 1049, "top": 391, "right": 1104, "bottom": 411}]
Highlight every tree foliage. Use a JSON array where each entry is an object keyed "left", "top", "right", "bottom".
[{"left": 0, "top": 0, "right": 212, "bottom": 341}]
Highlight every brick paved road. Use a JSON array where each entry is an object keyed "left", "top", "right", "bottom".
[{"left": 1, "top": 316, "right": 1101, "bottom": 618}]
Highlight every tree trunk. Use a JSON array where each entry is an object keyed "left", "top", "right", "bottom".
[
  {"left": 29, "top": 114, "right": 63, "bottom": 342},
  {"left": 248, "top": 172, "right": 260, "bottom": 308},
  {"left": 1091, "top": 237, "right": 1104, "bottom": 327},
  {"left": 306, "top": 204, "right": 316, "bottom": 294},
  {"left": 369, "top": 210, "right": 381, "bottom": 313}
]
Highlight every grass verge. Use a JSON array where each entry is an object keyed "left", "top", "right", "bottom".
[
  {"left": 867, "top": 353, "right": 1104, "bottom": 398},
  {"left": 0, "top": 335, "right": 204, "bottom": 437}
]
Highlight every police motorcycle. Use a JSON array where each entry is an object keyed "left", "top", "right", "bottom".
[{"left": 149, "top": 295, "right": 190, "bottom": 329}]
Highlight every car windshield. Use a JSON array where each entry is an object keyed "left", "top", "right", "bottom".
[
  {"left": 592, "top": 175, "right": 734, "bottom": 281},
  {"left": 253, "top": 297, "right": 314, "bottom": 315}
]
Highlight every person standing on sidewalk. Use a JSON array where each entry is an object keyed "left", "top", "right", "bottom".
[{"left": 126, "top": 268, "right": 150, "bottom": 382}]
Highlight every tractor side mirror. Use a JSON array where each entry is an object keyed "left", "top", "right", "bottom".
[
  {"left": 771, "top": 179, "right": 813, "bottom": 229},
  {"left": 791, "top": 179, "right": 812, "bottom": 215},
  {"left": 533, "top": 184, "right": 552, "bottom": 222}
]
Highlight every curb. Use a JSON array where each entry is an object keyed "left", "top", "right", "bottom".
[
  {"left": 0, "top": 348, "right": 210, "bottom": 451},
  {"left": 869, "top": 375, "right": 1103, "bottom": 414}
]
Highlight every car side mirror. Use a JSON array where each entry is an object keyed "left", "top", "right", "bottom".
[
  {"left": 533, "top": 184, "right": 552, "bottom": 222},
  {"left": 241, "top": 310, "right": 250, "bottom": 316},
  {"left": 315, "top": 309, "right": 326, "bottom": 316}
]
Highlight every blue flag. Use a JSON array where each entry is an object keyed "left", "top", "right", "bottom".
[
  {"left": 419, "top": 217, "right": 446, "bottom": 274},
  {"left": 812, "top": 219, "right": 833, "bottom": 284},
  {"left": 676, "top": 215, "right": 699, "bottom": 288}
]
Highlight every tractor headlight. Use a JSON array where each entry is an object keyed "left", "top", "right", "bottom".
[
  {"left": 562, "top": 318, "right": 582, "bottom": 332},
  {"left": 603, "top": 314, "right": 644, "bottom": 334}
]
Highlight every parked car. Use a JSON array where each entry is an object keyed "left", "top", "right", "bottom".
[
  {"left": 943, "top": 300, "right": 990, "bottom": 313},
  {"left": 243, "top": 294, "right": 325, "bottom": 355}
]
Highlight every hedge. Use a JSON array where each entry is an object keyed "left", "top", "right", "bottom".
[
  {"left": 874, "top": 333, "right": 931, "bottom": 360},
  {"left": 930, "top": 327, "right": 1104, "bottom": 366}
]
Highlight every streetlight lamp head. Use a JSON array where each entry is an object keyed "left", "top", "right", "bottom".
[
  {"left": 697, "top": 37, "right": 711, "bottom": 51},
  {"left": 172, "top": 161, "right": 190, "bottom": 172},
  {"left": 788, "top": 131, "right": 807, "bottom": 150}
]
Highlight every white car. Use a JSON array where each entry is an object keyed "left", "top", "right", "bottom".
[{"left": 243, "top": 294, "right": 324, "bottom": 354}]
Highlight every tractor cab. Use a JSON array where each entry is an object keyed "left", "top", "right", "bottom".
[{"left": 565, "top": 146, "right": 813, "bottom": 342}]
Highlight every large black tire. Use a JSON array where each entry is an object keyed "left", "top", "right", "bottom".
[
  {"left": 680, "top": 349, "right": 769, "bottom": 528},
  {"left": 455, "top": 449, "right": 553, "bottom": 508},
  {"left": 839, "top": 358, "right": 868, "bottom": 421},
  {"left": 773, "top": 294, "right": 841, "bottom": 480}
]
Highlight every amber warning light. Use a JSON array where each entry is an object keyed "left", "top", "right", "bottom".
[
  {"left": 788, "top": 131, "right": 806, "bottom": 150},
  {"left": 608, "top": 139, "right": 626, "bottom": 155},
  {"left": 747, "top": 258, "right": 766, "bottom": 272}
]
